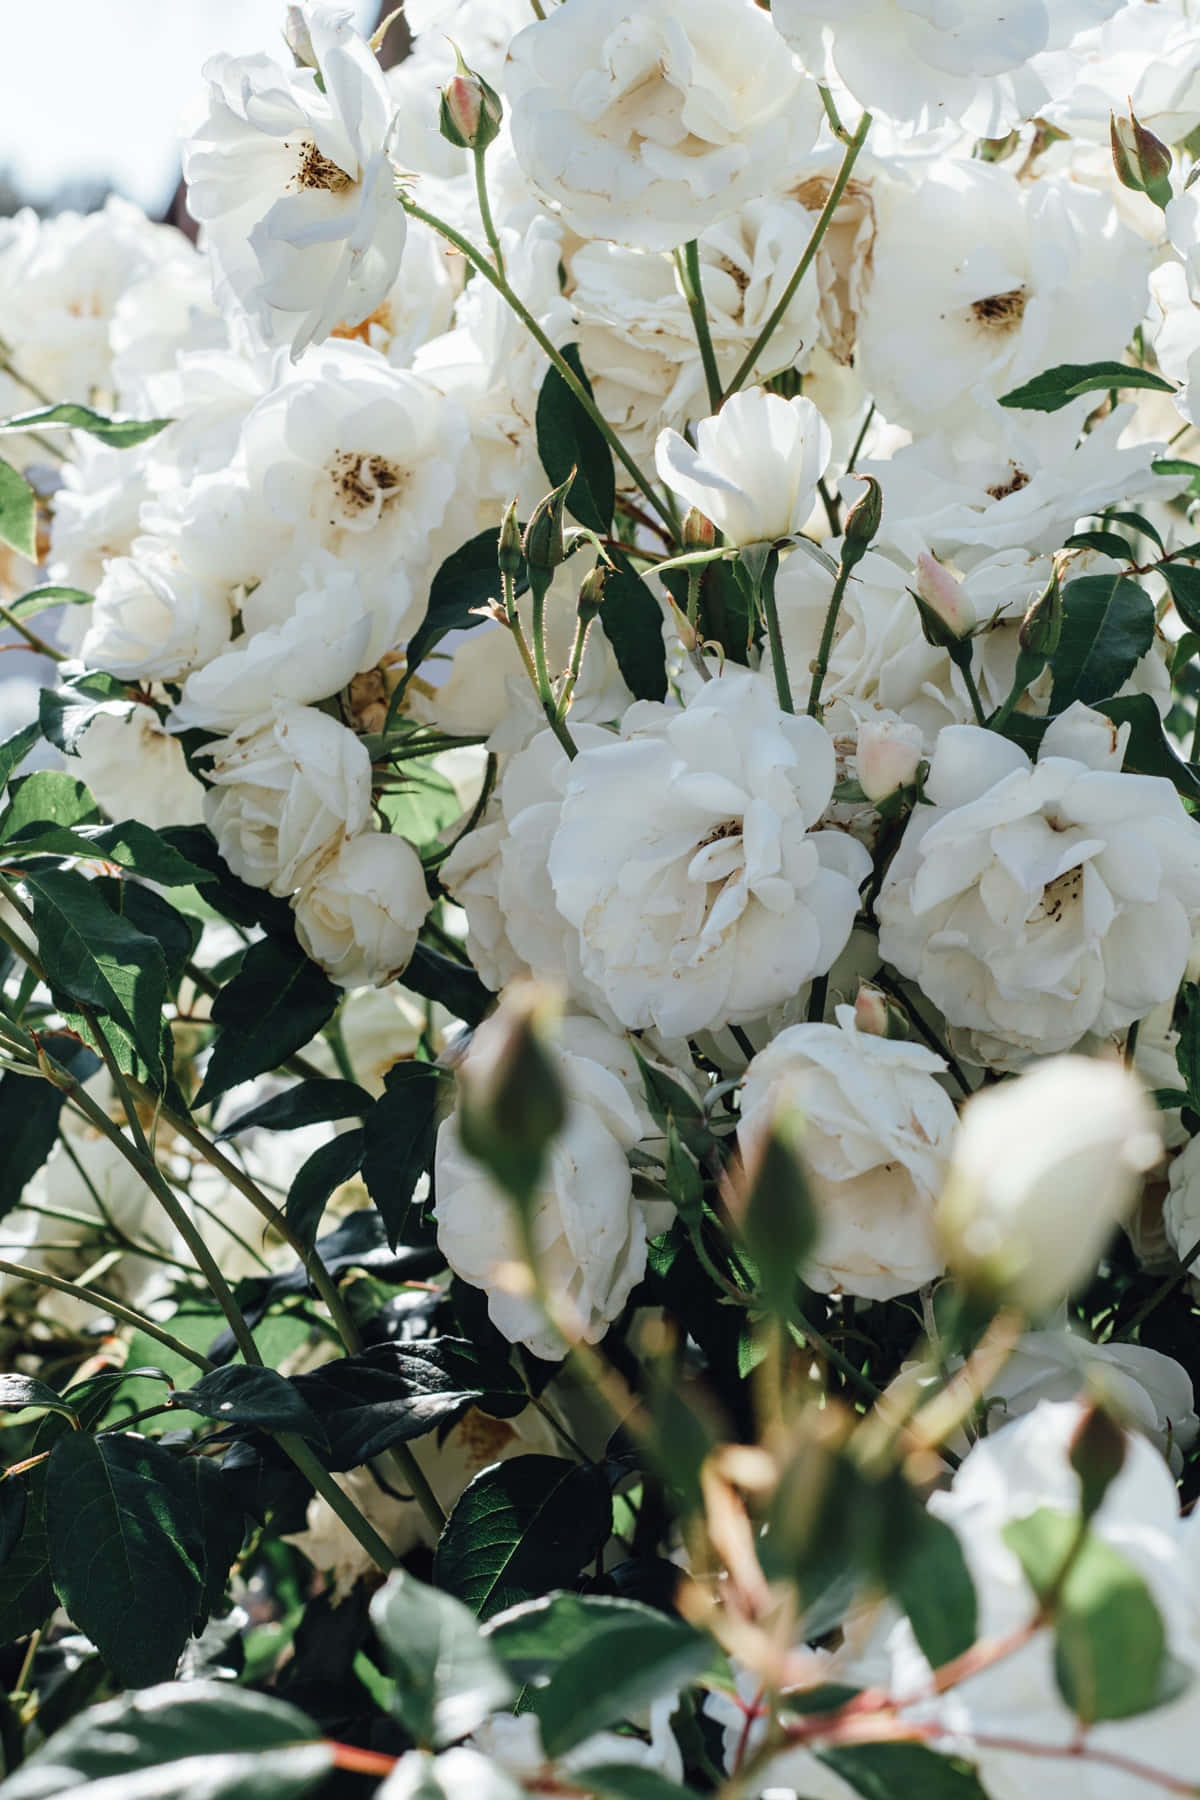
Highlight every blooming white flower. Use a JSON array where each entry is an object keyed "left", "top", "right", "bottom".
[
  {"left": 504, "top": 0, "right": 820, "bottom": 252},
  {"left": 183, "top": 3, "right": 406, "bottom": 357},
  {"left": 548, "top": 670, "right": 870, "bottom": 1037},
  {"left": 80, "top": 537, "right": 232, "bottom": 682},
  {"left": 1164, "top": 1134, "right": 1200, "bottom": 1284},
  {"left": 876, "top": 723, "right": 1200, "bottom": 1064},
  {"left": 293, "top": 831, "right": 431, "bottom": 989},
  {"left": 75, "top": 704, "right": 206, "bottom": 831},
  {"left": 940, "top": 1056, "right": 1161, "bottom": 1315},
  {"left": 203, "top": 702, "right": 371, "bottom": 896},
  {"left": 434, "top": 1023, "right": 651, "bottom": 1359},
  {"left": 656, "top": 389, "right": 832, "bottom": 547},
  {"left": 737, "top": 1004, "right": 957, "bottom": 1300}
]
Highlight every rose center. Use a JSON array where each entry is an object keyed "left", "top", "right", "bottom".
[
  {"left": 1029, "top": 864, "right": 1084, "bottom": 926},
  {"left": 970, "top": 287, "right": 1028, "bottom": 333},
  {"left": 287, "top": 138, "right": 353, "bottom": 193},
  {"left": 328, "top": 450, "right": 408, "bottom": 523}
]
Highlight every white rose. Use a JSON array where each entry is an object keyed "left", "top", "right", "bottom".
[
  {"left": 434, "top": 1030, "right": 650, "bottom": 1360},
  {"left": 1164, "top": 1135, "right": 1200, "bottom": 1281},
  {"left": 505, "top": 0, "right": 820, "bottom": 252},
  {"left": 81, "top": 536, "right": 232, "bottom": 682},
  {"left": 737, "top": 1004, "right": 957, "bottom": 1300},
  {"left": 183, "top": 4, "right": 406, "bottom": 357},
  {"left": 877, "top": 724, "right": 1200, "bottom": 1064},
  {"left": 75, "top": 703, "right": 206, "bottom": 830},
  {"left": 655, "top": 388, "right": 832, "bottom": 547},
  {"left": 548, "top": 670, "right": 870, "bottom": 1037},
  {"left": 203, "top": 702, "right": 371, "bottom": 896},
  {"left": 940, "top": 1056, "right": 1161, "bottom": 1316},
  {"left": 294, "top": 830, "right": 431, "bottom": 989}
]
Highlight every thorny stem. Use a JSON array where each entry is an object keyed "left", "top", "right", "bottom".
[
  {"left": 959, "top": 651, "right": 989, "bottom": 726},
  {"left": 757, "top": 549, "right": 794, "bottom": 714},
  {"left": 723, "top": 109, "right": 873, "bottom": 398},
  {"left": 806, "top": 557, "right": 855, "bottom": 718},
  {"left": 676, "top": 240, "right": 724, "bottom": 413},
  {"left": 0, "top": 1256, "right": 216, "bottom": 1369},
  {"left": 529, "top": 570, "right": 578, "bottom": 758},
  {"left": 472, "top": 146, "right": 506, "bottom": 280}
]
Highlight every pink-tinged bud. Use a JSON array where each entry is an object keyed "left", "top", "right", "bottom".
[
  {"left": 853, "top": 983, "right": 910, "bottom": 1041},
  {"left": 682, "top": 506, "right": 717, "bottom": 551},
  {"left": 1111, "top": 112, "right": 1172, "bottom": 211},
  {"left": 913, "top": 552, "right": 975, "bottom": 643},
  {"left": 439, "top": 51, "right": 503, "bottom": 153},
  {"left": 855, "top": 715, "right": 923, "bottom": 804}
]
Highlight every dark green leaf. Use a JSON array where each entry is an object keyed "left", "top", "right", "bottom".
[
  {"left": 155, "top": 826, "right": 296, "bottom": 935},
  {"left": 535, "top": 343, "right": 615, "bottom": 533},
  {"left": 0, "top": 720, "right": 39, "bottom": 790},
  {"left": 0, "top": 1374, "right": 79, "bottom": 1420},
  {"left": 600, "top": 553, "right": 667, "bottom": 702},
  {"left": 0, "top": 1475, "right": 27, "bottom": 1568},
  {"left": 999, "top": 361, "right": 1175, "bottom": 413},
  {"left": 405, "top": 940, "right": 492, "bottom": 1026},
  {"left": 26, "top": 869, "right": 169, "bottom": 1084},
  {"left": 0, "top": 458, "right": 36, "bottom": 559},
  {"left": 1102, "top": 509, "right": 1165, "bottom": 552},
  {"left": 434, "top": 1456, "right": 612, "bottom": 1621},
  {"left": 285, "top": 1128, "right": 365, "bottom": 1248},
  {"left": 192, "top": 1458, "right": 247, "bottom": 1626},
  {"left": 1161, "top": 561, "right": 1200, "bottom": 635},
  {"left": 94, "top": 880, "right": 202, "bottom": 989},
  {"left": 0, "top": 403, "right": 172, "bottom": 448},
  {"left": 530, "top": 1602, "right": 711, "bottom": 1757},
  {"left": 46, "top": 1432, "right": 206, "bottom": 1686},
  {"left": 378, "top": 762, "right": 461, "bottom": 855},
  {"left": 406, "top": 528, "right": 527, "bottom": 680},
  {"left": 218, "top": 1079, "right": 373, "bottom": 1139},
  {"left": 194, "top": 937, "right": 339, "bottom": 1106},
  {"left": 1152, "top": 457, "right": 1200, "bottom": 496},
  {"left": 575, "top": 1769, "right": 699, "bottom": 1800},
  {"left": 370, "top": 1568, "right": 514, "bottom": 1747},
  {"left": 171, "top": 1366, "right": 328, "bottom": 1446},
  {"left": 0, "top": 1031, "right": 99, "bottom": 1223},
  {"left": 818, "top": 1744, "right": 989, "bottom": 1798},
  {"left": 1049, "top": 575, "right": 1155, "bottom": 711},
  {"left": 884, "top": 1510, "right": 977, "bottom": 1672},
  {"left": 1097, "top": 694, "right": 1200, "bottom": 802},
  {"left": 0, "top": 1461, "right": 53, "bottom": 1641},
  {"left": 39, "top": 675, "right": 133, "bottom": 755},
  {"left": 1062, "top": 530, "right": 1135, "bottom": 561},
  {"left": 0, "top": 1681, "right": 330, "bottom": 1800},
  {"left": 0, "top": 769, "right": 99, "bottom": 839},
  {"left": 633, "top": 1047, "right": 708, "bottom": 1158},
  {"left": 1176, "top": 983, "right": 1200, "bottom": 1111},
  {"left": 362, "top": 1061, "right": 445, "bottom": 1248}
]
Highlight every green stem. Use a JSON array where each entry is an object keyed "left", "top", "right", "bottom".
[
  {"left": 0, "top": 1256, "right": 215, "bottom": 1370},
  {"left": 278, "top": 1432, "right": 398, "bottom": 1572},
  {"left": 675, "top": 241, "right": 723, "bottom": 413},
  {"left": 723, "top": 110, "right": 872, "bottom": 399},
  {"left": 399, "top": 193, "right": 678, "bottom": 533},
  {"left": 472, "top": 148, "right": 506, "bottom": 279},
  {"left": 558, "top": 610, "right": 592, "bottom": 719},
  {"left": 0, "top": 604, "right": 63, "bottom": 663},
  {"left": 806, "top": 559, "right": 854, "bottom": 718},
  {"left": 958, "top": 651, "right": 988, "bottom": 726},
  {"left": 530, "top": 570, "right": 578, "bottom": 758},
  {"left": 757, "top": 549, "right": 794, "bottom": 713}
]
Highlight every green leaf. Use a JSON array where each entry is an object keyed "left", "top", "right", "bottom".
[
  {"left": 1003, "top": 1507, "right": 1184, "bottom": 1722},
  {"left": 1062, "top": 530, "right": 1135, "bottom": 561},
  {"left": 370, "top": 1568, "right": 515, "bottom": 1748},
  {"left": 5, "top": 819, "right": 213, "bottom": 888},
  {"left": 0, "top": 1475, "right": 27, "bottom": 1568},
  {"left": 1176, "top": 983, "right": 1200, "bottom": 1111},
  {"left": 405, "top": 940, "right": 492, "bottom": 1027},
  {"left": 95, "top": 881, "right": 201, "bottom": 990},
  {"left": 575, "top": 1768, "right": 699, "bottom": 1800},
  {"left": 535, "top": 343, "right": 615, "bottom": 534},
  {"left": 378, "top": 762, "right": 461, "bottom": 854},
  {"left": 1049, "top": 574, "right": 1155, "bottom": 711},
  {"left": 0, "top": 457, "right": 36, "bottom": 559},
  {"left": 285, "top": 1127, "right": 366, "bottom": 1248},
  {"left": 0, "top": 720, "right": 40, "bottom": 790},
  {"left": 1153, "top": 456, "right": 1200, "bottom": 496},
  {"left": 171, "top": 1366, "right": 328, "bottom": 1446},
  {"left": 26, "top": 869, "right": 170, "bottom": 1085},
  {"left": 1102, "top": 509, "right": 1165, "bottom": 552},
  {"left": 817, "top": 1744, "right": 989, "bottom": 1799},
  {"left": 529, "top": 1602, "right": 711, "bottom": 1757},
  {"left": 191, "top": 1457, "right": 247, "bottom": 1626},
  {"left": 434, "top": 1456, "right": 612, "bottom": 1621},
  {"left": 0, "top": 1681, "right": 330, "bottom": 1800},
  {"left": 883, "top": 1509, "right": 977, "bottom": 1672},
  {"left": 1097, "top": 694, "right": 1200, "bottom": 802},
  {"left": 406, "top": 527, "right": 527, "bottom": 680},
  {"left": 0, "top": 403, "right": 172, "bottom": 448},
  {"left": 0, "top": 1461, "right": 53, "bottom": 1641},
  {"left": 0, "top": 1031, "right": 99, "bottom": 1223},
  {"left": 0, "top": 1374, "right": 80, "bottom": 1421},
  {"left": 9, "top": 583, "right": 91, "bottom": 620},
  {"left": 46, "top": 1432, "right": 207, "bottom": 1687},
  {"left": 999, "top": 361, "right": 1176, "bottom": 413},
  {"left": 194, "top": 936, "right": 339, "bottom": 1107},
  {"left": 0, "top": 769, "right": 99, "bottom": 839},
  {"left": 361, "top": 1061, "right": 445, "bottom": 1248},
  {"left": 1161, "top": 561, "right": 1200, "bottom": 635},
  {"left": 598, "top": 555, "right": 668, "bottom": 702},
  {"left": 218, "top": 1078, "right": 373, "bottom": 1138},
  {"left": 39, "top": 675, "right": 134, "bottom": 756}
]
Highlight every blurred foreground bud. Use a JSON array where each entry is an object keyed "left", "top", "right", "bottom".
[
  {"left": 1111, "top": 112, "right": 1172, "bottom": 211},
  {"left": 939, "top": 1056, "right": 1161, "bottom": 1318},
  {"left": 735, "top": 1097, "right": 817, "bottom": 1316},
  {"left": 440, "top": 45, "right": 503, "bottom": 152},
  {"left": 682, "top": 506, "right": 717, "bottom": 551},
  {"left": 853, "top": 983, "right": 909, "bottom": 1041},
  {"left": 839, "top": 474, "right": 882, "bottom": 573},
  {"left": 855, "top": 715, "right": 923, "bottom": 804},
  {"left": 912, "top": 551, "right": 975, "bottom": 646},
  {"left": 523, "top": 474, "right": 574, "bottom": 575},
  {"left": 497, "top": 498, "right": 523, "bottom": 578},
  {"left": 457, "top": 982, "right": 567, "bottom": 1206},
  {"left": 1070, "top": 1402, "right": 1128, "bottom": 1522}
]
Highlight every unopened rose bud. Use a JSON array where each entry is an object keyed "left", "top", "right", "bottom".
[
  {"left": 439, "top": 47, "right": 503, "bottom": 153},
  {"left": 498, "top": 498, "right": 523, "bottom": 578},
  {"left": 1111, "top": 111, "right": 1172, "bottom": 211},
  {"left": 853, "top": 983, "right": 909, "bottom": 1041},
  {"left": 283, "top": 6, "right": 316, "bottom": 67},
  {"left": 1019, "top": 566, "right": 1062, "bottom": 659},
  {"left": 1069, "top": 1402, "right": 1128, "bottom": 1522},
  {"left": 855, "top": 715, "right": 923, "bottom": 804},
  {"left": 523, "top": 474, "right": 574, "bottom": 574},
  {"left": 577, "top": 563, "right": 607, "bottom": 624},
  {"left": 912, "top": 552, "right": 975, "bottom": 645},
  {"left": 735, "top": 1097, "right": 817, "bottom": 1317},
  {"left": 839, "top": 475, "right": 883, "bottom": 573},
  {"left": 938, "top": 1056, "right": 1161, "bottom": 1318},
  {"left": 682, "top": 507, "right": 717, "bottom": 551},
  {"left": 457, "top": 982, "right": 567, "bottom": 1206}
]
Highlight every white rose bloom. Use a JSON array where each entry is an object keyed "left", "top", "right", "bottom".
[
  {"left": 940, "top": 1056, "right": 1161, "bottom": 1315},
  {"left": 1164, "top": 1135, "right": 1200, "bottom": 1282},
  {"left": 772, "top": 0, "right": 1124, "bottom": 134},
  {"left": 505, "top": 0, "right": 821, "bottom": 252},
  {"left": 548, "top": 670, "right": 871, "bottom": 1037},
  {"left": 1039, "top": 1, "right": 1200, "bottom": 145},
  {"left": 435, "top": 1030, "right": 650, "bottom": 1359},
  {"left": 293, "top": 831, "right": 431, "bottom": 989},
  {"left": 183, "top": 3, "right": 406, "bottom": 357},
  {"left": 81, "top": 537, "right": 233, "bottom": 682},
  {"left": 655, "top": 388, "right": 832, "bottom": 547},
  {"left": 876, "top": 721, "right": 1200, "bottom": 1065},
  {"left": 855, "top": 163, "right": 1149, "bottom": 442},
  {"left": 204, "top": 703, "right": 371, "bottom": 896},
  {"left": 737, "top": 1004, "right": 957, "bottom": 1300},
  {"left": 76, "top": 704, "right": 206, "bottom": 830}
]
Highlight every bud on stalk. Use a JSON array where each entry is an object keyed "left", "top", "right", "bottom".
[
  {"left": 682, "top": 506, "right": 717, "bottom": 551},
  {"left": 1069, "top": 1402, "right": 1128, "bottom": 1522},
  {"left": 577, "top": 562, "right": 608, "bottom": 625},
  {"left": 457, "top": 982, "right": 567, "bottom": 1208},
  {"left": 1111, "top": 111, "right": 1172, "bottom": 211},
  {"left": 498, "top": 498, "right": 523, "bottom": 578},
  {"left": 853, "top": 983, "right": 910, "bottom": 1041},
  {"left": 912, "top": 551, "right": 975, "bottom": 646},
  {"left": 839, "top": 475, "right": 883, "bottom": 573},
  {"left": 523, "top": 473, "right": 574, "bottom": 575},
  {"left": 439, "top": 46, "right": 503, "bottom": 152}
]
